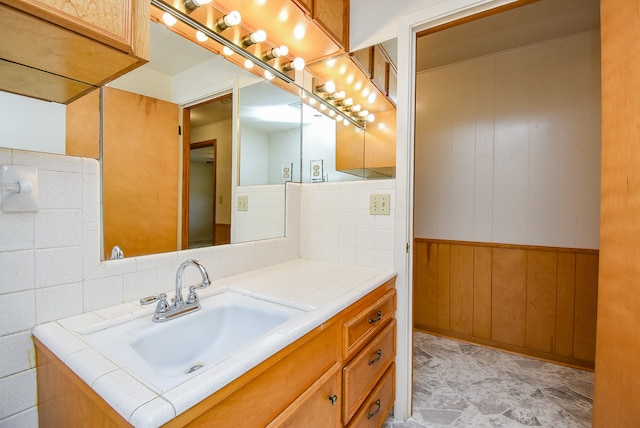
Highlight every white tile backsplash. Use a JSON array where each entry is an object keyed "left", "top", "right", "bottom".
[
  {"left": 0, "top": 370, "right": 36, "bottom": 420},
  {"left": 0, "top": 213, "right": 33, "bottom": 252},
  {"left": 35, "top": 282, "right": 83, "bottom": 324},
  {"left": 298, "top": 180, "right": 396, "bottom": 268},
  {"left": 0, "top": 331, "right": 35, "bottom": 378},
  {"left": 0, "top": 291, "right": 35, "bottom": 336},
  {"left": 0, "top": 148, "right": 395, "bottom": 425},
  {"left": 34, "top": 246, "right": 83, "bottom": 287},
  {"left": 0, "top": 250, "right": 33, "bottom": 294},
  {"left": 34, "top": 210, "right": 82, "bottom": 248}
]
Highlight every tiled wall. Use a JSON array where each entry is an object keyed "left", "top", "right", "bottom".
[
  {"left": 0, "top": 148, "right": 394, "bottom": 425},
  {"left": 298, "top": 180, "right": 396, "bottom": 269},
  {"left": 233, "top": 184, "right": 286, "bottom": 243}
]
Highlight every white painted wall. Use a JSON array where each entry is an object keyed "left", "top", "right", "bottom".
[
  {"left": 0, "top": 92, "right": 65, "bottom": 155},
  {"left": 268, "top": 128, "right": 300, "bottom": 184},
  {"left": 414, "top": 32, "right": 601, "bottom": 249},
  {"left": 191, "top": 119, "right": 233, "bottom": 224},
  {"left": 239, "top": 126, "right": 270, "bottom": 185}
]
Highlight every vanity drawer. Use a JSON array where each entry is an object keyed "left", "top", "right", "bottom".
[
  {"left": 343, "top": 288, "right": 396, "bottom": 359},
  {"left": 343, "top": 319, "right": 396, "bottom": 423},
  {"left": 347, "top": 363, "right": 395, "bottom": 428}
]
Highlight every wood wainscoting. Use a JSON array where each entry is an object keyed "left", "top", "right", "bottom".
[{"left": 413, "top": 239, "right": 598, "bottom": 369}]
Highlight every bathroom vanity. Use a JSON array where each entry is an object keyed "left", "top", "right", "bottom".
[{"left": 33, "top": 260, "right": 396, "bottom": 427}]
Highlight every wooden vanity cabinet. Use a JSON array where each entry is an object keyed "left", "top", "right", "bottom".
[
  {"left": 0, "top": 0, "right": 149, "bottom": 103},
  {"left": 35, "top": 277, "right": 396, "bottom": 428},
  {"left": 340, "top": 287, "right": 397, "bottom": 426}
]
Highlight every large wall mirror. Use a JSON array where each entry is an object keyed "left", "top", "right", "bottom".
[{"left": 0, "top": 0, "right": 398, "bottom": 262}]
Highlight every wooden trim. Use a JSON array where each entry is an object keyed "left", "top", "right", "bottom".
[
  {"left": 34, "top": 337, "right": 132, "bottom": 427},
  {"left": 181, "top": 108, "right": 190, "bottom": 250},
  {"left": 416, "top": 0, "right": 542, "bottom": 38},
  {"left": 413, "top": 238, "right": 598, "bottom": 369},
  {"left": 414, "top": 237, "right": 599, "bottom": 255}
]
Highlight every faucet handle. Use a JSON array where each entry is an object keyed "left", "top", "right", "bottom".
[
  {"left": 186, "top": 286, "right": 199, "bottom": 304},
  {"left": 140, "top": 293, "right": 171, "bottom": 313}
]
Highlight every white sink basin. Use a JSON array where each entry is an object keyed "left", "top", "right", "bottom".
[{"left": 83, "top": 289, "right": 307, "bottom": 391}]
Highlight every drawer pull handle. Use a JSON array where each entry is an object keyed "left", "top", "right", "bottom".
[
  {"left": 368, "top": 311, "right": 382, "bottom": 324},
  {"left": 329, "top": 394, "right": 338, "bottom": 406},
  {"left": 367, "top": 399, "right": 381, "bottom": 419},
  {"left": 369, "top": 349, "right": 382, "bottom": 365}
]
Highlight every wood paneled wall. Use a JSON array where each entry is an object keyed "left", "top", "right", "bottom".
[{"left": 414, "top": 239, "right": 598, "bottom": 369}]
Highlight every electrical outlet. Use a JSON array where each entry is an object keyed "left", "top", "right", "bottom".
[
  {"left": 237, "top": 195, "right": 248, "bottom": 211},
  {"left": 369, "top": 194, "right": 390, "bottom": 215}
]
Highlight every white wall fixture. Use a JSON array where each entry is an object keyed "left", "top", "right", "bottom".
[
  {"left": 1, "top": 165, "right": 39, "bottom": 212},
  {"left": 310, "top": 159, "right": 323, "bottom": 182}
]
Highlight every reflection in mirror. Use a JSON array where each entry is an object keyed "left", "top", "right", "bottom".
[
  {"left": 95, "top": 19, "right": 299, "bottom": 260},
  {"left": 299, "top": 90, "right": 366, "bottom": 182},
  {"left": 239, "top": 81, "right": 302, "bottom": 185},
  {"left": 185, "top": 94, "right": 232, "bottom": 248}
]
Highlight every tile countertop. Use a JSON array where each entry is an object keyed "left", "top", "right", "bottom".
[{"left": 32, "top": 259, "right": 396, "bottom": 427}]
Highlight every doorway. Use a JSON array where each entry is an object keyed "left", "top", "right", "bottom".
[
  {"left": 182, "top": 94, "right": 233, "bottom": 249},
  {"left": 411, "top": 0, "right": 601, "bottom": 412}
]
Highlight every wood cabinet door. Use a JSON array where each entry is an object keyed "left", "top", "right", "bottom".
[
  {"left": 314, "top": 0, "right": 348, "bottom": 49},
  {"left": 3, "top": 0, "right": 149, "bottom": 56},
  {"left": 102, "top": 87, "right": 180, "bottom": 259},
  {"left": 267, "top": 363, "right": 341, "bottom": 428}
]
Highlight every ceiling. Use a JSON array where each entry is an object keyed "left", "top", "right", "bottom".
[{"left": 416, "top": 0, "right": 600, "bottom": 72}]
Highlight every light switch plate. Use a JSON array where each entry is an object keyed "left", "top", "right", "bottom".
[
  {"left": 237, "top": 195, "right": 248, "bottom": 211},
  {"left": 369, "top": 194, "right": 390, "bottom": 215}
]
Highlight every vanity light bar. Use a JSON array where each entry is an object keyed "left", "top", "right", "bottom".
[
  {"left": 151, "top": 0, "right": 294, "bottom": 85},
  {"left": 305, "top": 90, "right": 364, "bottom": 128}
]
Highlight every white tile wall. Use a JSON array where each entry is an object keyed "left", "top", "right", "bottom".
[
  {"left": 0, "top": 148, "right": 303, "bottom": 425},
  {"left": 414, "top": 32, "right": 601, "bottom": 249},
  {"left": 298, "top": 180, "right": 396, "bottom": 269},
  {"left": 0, "top": 147, "right": 390, "bottom": 425}
]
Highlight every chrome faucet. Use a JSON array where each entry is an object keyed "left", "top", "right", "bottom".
[{"left": 140, "top": 259, "right": 211, "bottom": 322}]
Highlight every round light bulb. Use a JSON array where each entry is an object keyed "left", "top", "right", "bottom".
[
  {"left": 264, "top": 70, "right": 275, "bottom": 80},
  {"left": 324, "top": 80, "right": 336, "bottom": 93},
  {"left": 252, "top": 30, "right": 267, "bottom": 43},
  {"left": 223, "top": 11, "right": 241, "bottom": 27},
  {"left": 195, "top": 31, "right": 208, "bottom": 42},
  {"left": 244, "top": 59, "right": 254, "bottom": 69},
  {"left": 279, "top": 45, "right": 289, "bottom": 56},
  {"left": 367, "top": 114, "right": 375, "bottom": 123},
  {"left": 162, "top": 13, "right": 177, "bottom": 26},
  {"left": 222, "top": 46, "right": 234, "bottom": 56},
  {"left": 292, "top": 57, "right": 305, "bottom": 70}
]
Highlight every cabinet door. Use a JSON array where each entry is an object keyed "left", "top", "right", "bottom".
[
  {"left": 314, "top": 0, "right": 348, "bottom": 49},
  {"left": 3, "top": 0, "right": 149, "bottom": 55},
  {"left": 371, "top": 45, "right": 388, "bottom": 95},
  {"left": 102, "top": 87, "right": 180, "bottom": 259},
  {"left": 267, "top": 363, "right": 341, "bottom": 428}
]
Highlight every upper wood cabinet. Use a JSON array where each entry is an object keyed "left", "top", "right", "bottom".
[
  {"left": 0, "top": 0, "right": 149, "bottom": 104},
  {"left": 292, "top": 0, "right": 349, "bottom": 50}
]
